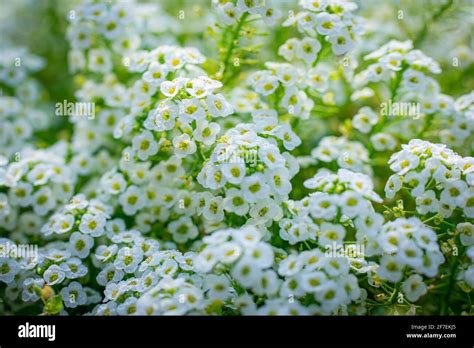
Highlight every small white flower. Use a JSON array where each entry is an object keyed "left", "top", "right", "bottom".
[
  {"left": 206, "top": 93, "right": 233, "bottom": 117},
  {"left": 193, "top": 120, "right": 220, "bottom": 146},
  {"left": 168, "top": 216, "right": 199, "bottom": 243},
  {"left": 69, "top": 232, "right": 94, "bottom": 259},
  {"left": 173, "top": 134, "right": 197, "bottom": 158},
  {"left": 319, "top": 222, "right": 346, "bottom": 246},
  {"left": 328, "top": 29, "right": 354, "bottom": 56},
  {"left": 296, "top": 37, "right": 321, "bottom": 64},
  {"left": 402, "top": 274, "right": 427, "bottom": 302},
  {"left": 132, "top": 131, "right": 159, "bottom": 161},
  {"left": 223, "top": 188, "right": 249, "bottom": 216},
  {"left": 43, "top": 264, "right": 66, "bottom": 286},
  {"left": 88, "top": 49, "right": 112, "bottom": 73},
  {"left": 179, "top": 98, "right": 206, "bottom": 123},
  {"left": 119, "top": 185, "right": 145, "bottom": 216},
  {"left": 61, "top": 281, "right": 87, "bottom": 308},
  {"left": 79, "top": 213, "right": 106, "bottom": 237},
  {"left": 241, "top": 173, "right": 270, "bottom": 203}
]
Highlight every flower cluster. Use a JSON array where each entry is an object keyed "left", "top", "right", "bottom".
[
  {"left": 197, "top": 124, "right": 298, "bottom": 225},
  {"left": 279, "top": 168, "right": 382, "bottom": 245},
  {"left": 0, "top": 0, "right": 473, "bottom": 316},
  {"left": 386, "top": 139, "right": 474, "bottom": 219},
  {"left": 0, "top": 146, "right": 76, "bottom": 230},
  {"left": 283, "top": 0, "right": 363, "bottom": 56},
  {"left": 364, "top": 217, "right": 444, "bottom": 285},
  {"left": 213, "top": 0, "right": 282, "bottom": 27},
  {"left": 0, "top": 48, "right": 50, "bottom": 158},
  {"left": 311, "top": 136, "right": 372, "bottom": 174},
  {"left": 247, "top": 63, "right": 314, "bottom": 120}
]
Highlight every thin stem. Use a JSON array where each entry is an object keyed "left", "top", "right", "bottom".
[
  {"left": 221, "top": 12, "right": 249, "bottom": 84},
  {"left": 414, "top": 0, "right": 454, "bottom": 46}
]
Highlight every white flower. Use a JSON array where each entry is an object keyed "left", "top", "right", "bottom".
[
  {"left": 88, "top": 49, "right": 112, "bottom": 73},
  {"left": 371, "top": 133, "right": 397, "bottom": 151},
  {"left": 221, "top": 162, "right": 246, "bottom": 184},
  {"left": 296, "top": 37, "right": 321, "bottom": 64},
  {"left": 179, "top": 98, "right": 206, "bottom": 123},
  {"left": 173, "top": 134, "right": 197, "bottom": 158},
  {"left": 102, "top": 172, "right": 126, "bottom": 195},
  {"left": 301, "top": 0, "right": 328, "bottom": 12},
  {"left": 223, "top": 188, "right": 249, "bottom": 216},
  {"left": 462, "top": 188, "right": 474, "bottom": 218},
  {"left": 143, "top": 62, "right": 169, "bottom": 85},
  {"left": 389, "top": 151, "right": 420, "bottom": 175},
  {"left": 253, "top": 269, "right": 280, "bottom": 296},
  {"left": 249, "top": 198, "right": 282, "bottom": 222},
  {"left": 193, "top": 120, "right": 220, "bottom": 146},
  {"left": 402, "top": 69, "right": 427, "bottom": 91},
  {"left": 27, "top": 164, "right": 52, "bottom": 186},
  {"left": 328, "top": 29, "right": 354, "bottom": 56},
  {"left": 440, "top": 181, "right": 467, "bottom": 207},
  {"left": 300, "top": 270, "right": 327, "bottom": 293},
  {"left": 144, "top": 102, "right": 177, "bottom": 132},
  {"left": 52, "top": 213, "right": 75, "bottom": 234},
  {"left": 119, "top": 185, "right": 145, "bottom": 215},
  {"left": 69, "top": 232, "right": 94, "bottom": 258},
  {"left": 216, "top": 2, "right": 242, "bottom": 26},
  {"left": 319, "top": 222, "right": 346, "bottom": 246},
  {"left": 340, "top": 191, "right": 368, "bottom": 218},
  {"left": 231, "top": 259, "right": 262, "bottom": 288},
  {"left": 315, "top": 12, "right": 341, "bottom": 35},
  {"left": 43, "top": 264, "right": 66, "bottom": 286},
  {"left": 402, "top": 274, "right": 427, "bottom": 302},
  {"left": 415, "top": 190, "right": 439, "bottom": 215},
  {"left": 204, "top": 165, "right": 226, "bottom": 190},
  {"left": 241, "top": 173, "right": 270, "bottom": 203},
  {"left": 0, "top": 258, "right": 20, "bottom": 284},
  {"left": 404, "top": 170, "right": 429, "bottom": 197},
  {"left": 160, "top": 80, "right": 181, "bottom": 98},
  {"left": 132, "top": 131, "right": 159, "bottom": 161},
  {"left": 378, "top": 255, "right": 403, "bottom": 282},
  {"left": 265, "top": 167, "right": 291, "bottom": 197},
  {"left": 457, "top": 223, "right": 474, "bottom": 246},
  {"left": 206, "top": 93, "right": 233, "bottom": 117},
  {"left": 112, "top": 34, "right": 140, "bottom": 55},
  {"left": 307, "top": 67, "right": 329, "bottom": 92},
  {"left": 278, "top": 38, "right": 299, "bottom": 61},
  {"left": 32, "top": 187, "right": 56, "bottom": 216},
  {"left": 315, "top": 280, "right": 347, "bottom": 313},
  {"left": 259, "top": 6, "right": 282, "bottom": 26},
  {"left": 9, "top": 182, "right": 33, "bottom": 207},
  {"left": 233, "top": 225, "right": 262, "bottom": 247},
  {"left": 79, "top": 213, "right": 106, "bottom": 237},
  {"left": 203, "top": 196, "right": 225, "bottom": 222},
  {"left": 195, "top": 247, "right": 219, "bottom": 273},
  {"left": 259, "top": 143, "right": 285, "bottom": 169},
  {"left": 255, "top": 74, "right": 279, "bottom": 96},
  {"left": 61, "top": 281, "right": 87, "bottom": 308},
  {"left": 168, "top": 216, "right": 199, "bottom": 243},
  {"left": 114, "top": 246, "right": 143, "bottom": 273},
  {"left": 352, "top": 107, "right": 379, "bottom": 134},
  {"left": 204, "top": 274, "right": 232, "bottom": 300}
]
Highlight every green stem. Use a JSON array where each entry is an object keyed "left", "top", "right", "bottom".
[
  {"left": 440, "top": 253, "right": 461, "bottom": 315},
  {"left": 221, "top": 12, "right": 249, "bottom": 84},
  {"left": 414, "top": 0, "right": 454, "bottom": 46}
]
